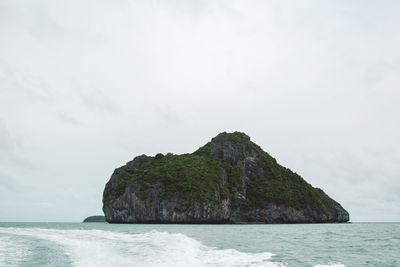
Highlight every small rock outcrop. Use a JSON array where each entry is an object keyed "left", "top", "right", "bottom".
[
  {"left": 103, "top": 132, "right": 349, "bottom": 223},
  {"left": 82, "top": 215, "right": 106, "bottom": 223}
]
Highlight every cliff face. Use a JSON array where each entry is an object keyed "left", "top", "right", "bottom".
[{"left": 103, "top": 132, "right": 349, "bottom": 223}]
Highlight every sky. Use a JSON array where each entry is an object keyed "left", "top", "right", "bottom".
[{"left": 0, "top": 0, "right": 399, "bottom": 222}]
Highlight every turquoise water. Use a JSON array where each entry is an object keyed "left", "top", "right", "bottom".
[{"left": 0, "top": 222, "right": 399, "bottom": 266}]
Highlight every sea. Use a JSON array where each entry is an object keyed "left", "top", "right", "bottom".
[{"left": 0, "top": 222, "right": 398, "bottom": 267}]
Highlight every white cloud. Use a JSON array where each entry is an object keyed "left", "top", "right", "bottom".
[{"left": 0, "top": 0, "right": 399, "bottom": 221}]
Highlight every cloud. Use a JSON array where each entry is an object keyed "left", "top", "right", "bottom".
[
  {"left": 0, "top": 170, "right": 16, "bottom": 191},
  {"left": 0, "top": 62, "right": 54, "bottom": 104},
  {"left": 80, "top": 89, "right": 119, "bottom": 114},
  {"left": 0, "top": 121, "right": 14, "bottom": 153},
  {"left": 155, "top": 104, "right": 181, "bottom": 123},
  {"left": 58, "top": 112, "right": 79, "bottom": 125},
  {"left": 0, "top": 121, "right": 35, "bottom": 169},
  {"left": 0, "top": 0, "right": 399, "bottom": 221}
]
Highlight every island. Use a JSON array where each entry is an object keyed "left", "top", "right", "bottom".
[
  {"left": 103, "top": 132, "right": 349, "bottom": 224},
  {"left": 82, "top": 215, "right": 106, "bottom": 223}
]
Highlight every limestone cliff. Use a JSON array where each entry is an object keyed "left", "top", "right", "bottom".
[{"left": 103, "top": 132, "right": 349, "bottom": 223}]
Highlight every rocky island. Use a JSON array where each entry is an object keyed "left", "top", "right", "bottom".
[
  {"left": 82, "top": 215, "right": 106, "bottom": 223},
  {"left": 103, "top": 132, "right": 349, "bottom": 223}
]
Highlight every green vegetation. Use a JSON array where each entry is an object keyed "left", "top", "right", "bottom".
[
  {"left": 82, "top": 215, "right": 106, "bottom": 223},
  {"left": 103, "top": 154, "right": 230, "bottom": 208},
  {"left": 103, "top": 131, "right": 342, "bottom": 215}
]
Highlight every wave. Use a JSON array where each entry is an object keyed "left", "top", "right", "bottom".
[{"left": 0, "top": 228, "right": 282, "bottom": 267}]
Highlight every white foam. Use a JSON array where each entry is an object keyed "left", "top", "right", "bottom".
[
  {"left": 0, "top": 228, "right": 282, "bottom": 267},
  {"left": 0, "top": 234, "right": 33, "bottom": 267},
  {"left": 0, "top": 235, "right": 8, "bottom": 266},
  {"left": 314, "top": 264, "right": 346, "bottom": 267}
]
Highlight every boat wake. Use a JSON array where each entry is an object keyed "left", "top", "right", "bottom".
[{"left": 0, "top": 227, "right": 283, "bottom": 267}]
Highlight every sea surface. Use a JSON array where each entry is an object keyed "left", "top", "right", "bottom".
[{"left": 0, "top": 222, "right": 399, "bottom": 267}]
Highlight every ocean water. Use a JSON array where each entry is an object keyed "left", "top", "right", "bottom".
[{"left": 0, "top": 222, "right": 399, "bottom": 267}]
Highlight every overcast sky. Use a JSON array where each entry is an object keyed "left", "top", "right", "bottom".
[{"left": 0, "top": 0, "right": 399, "bottom": 222}]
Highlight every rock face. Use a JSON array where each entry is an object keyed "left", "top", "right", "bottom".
[{"left": 103, "top": 132, "right": 349, "bottom": 223}]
